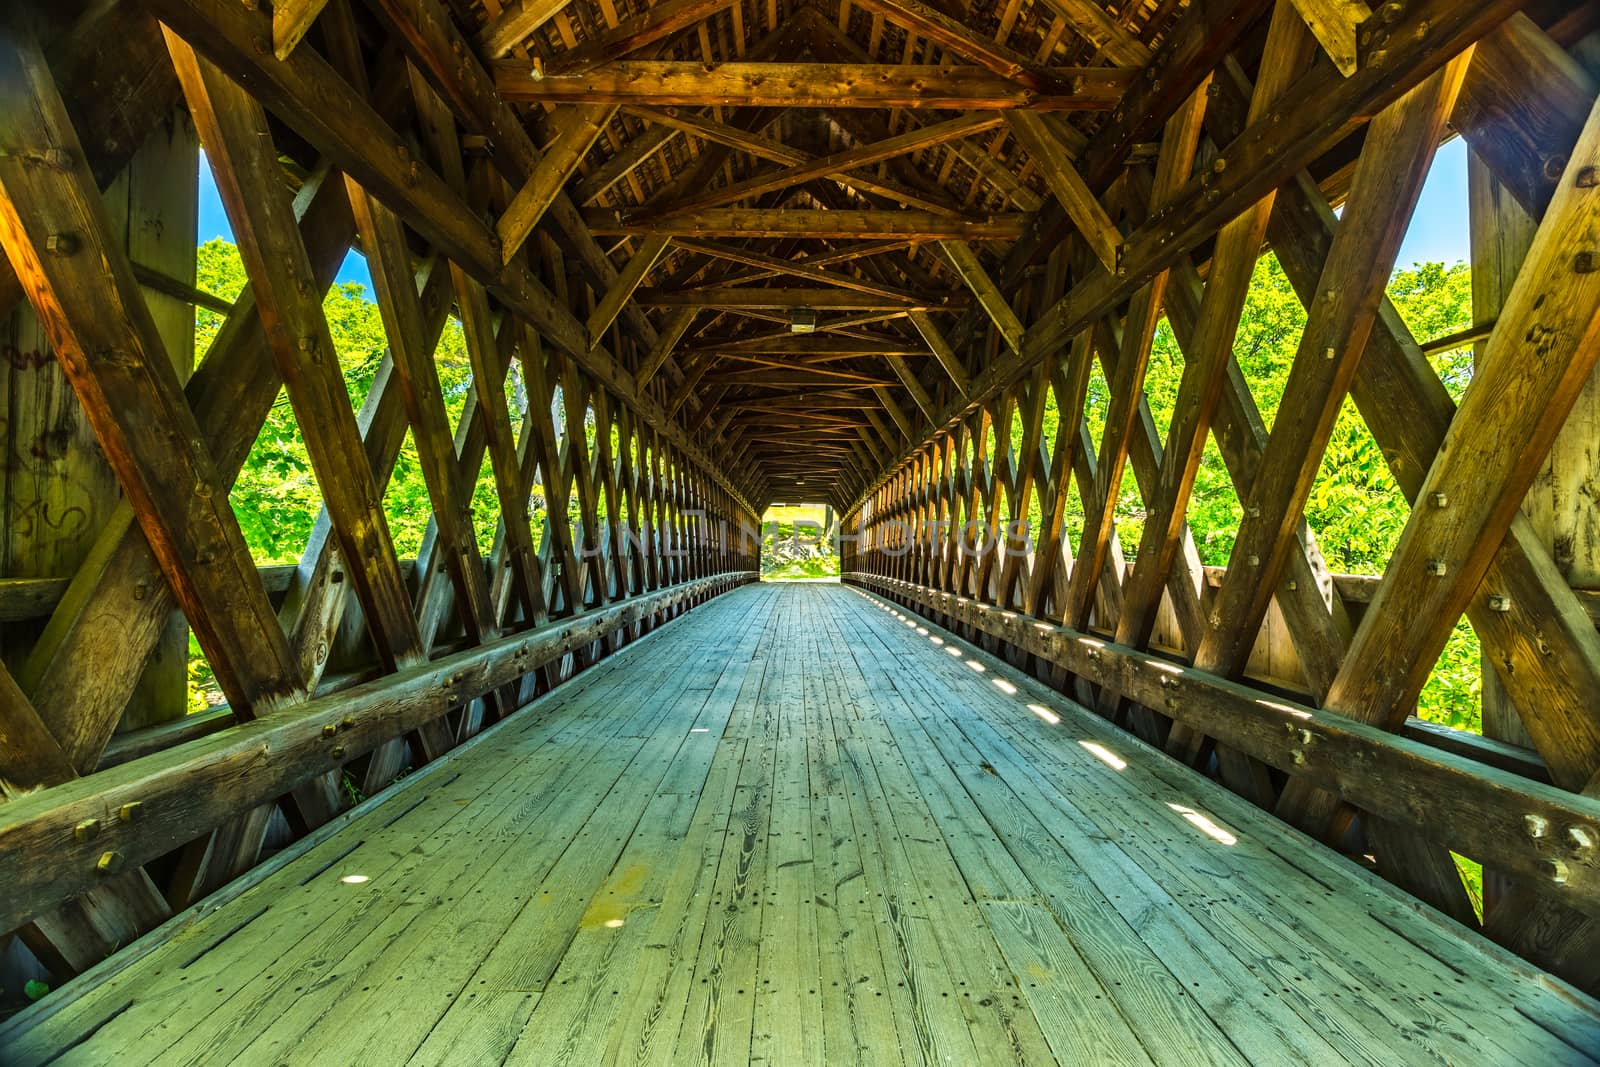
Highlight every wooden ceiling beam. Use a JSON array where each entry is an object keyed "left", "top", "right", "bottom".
[
  {"left": 622, "top": 104, "right": 803, "bottom": 165},
  {"left": 640, "top": 113, "right": 1005, "bottom": 220},
  {"left": 494, "top": 61, "right": 1135, "bottom": 109},
  {"left": 497, "top": 103, "right": 617, "bottom": 265},
  {"left": 938, "top": 240, "right": 1025, "bottom": 353},
  {"left": 846, "top": 0, "right": 1074, "bottom": 93},
  {"left": 477, "top": 0, "right": 576, "bottom": 59},
  {"left": 548, "top": 0, "right": 740, "bottom": 75},
  {"left": 272, "top": 0, "right": 332, "bottom": 59},
  {"left": 684, "top": 333, "right": 929, "bottom": 356},
  {"left": 587, "top": 234, "right": 672, "bottom": 345},
  {"left": 636, "top": 287, "right": 961, "bottom": 310},
  {"left": 574, "top": 123, "right": 677, "bottom": 205},
  {"left": 1004, "top": 111, "right": 1123, "bottom": 273},
  {"left": 1035, "top": 0, "right": 1153, "bottom": 66},
  {"left": 672, "top": 238, "right": 926, "bottom": 301},
  {"left": 625, "top": 104, "right": 971, "bottom": 213},
  {"left": 906, "top": 310, "right": 970, "bottom": 396},
  {"left": 586, "top": 209, "right": 1027, "bottom": 239}
]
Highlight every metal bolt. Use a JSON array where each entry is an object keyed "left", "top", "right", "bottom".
[
  {"left": 1430, "top": 491, "right": 1448, "bottom": 508},
  {"left": 1487, "top": 594, "right": 1511, "bottom": 612},
  {"left": 1286, "top": 580, "right": 1297, "bottom": 591},
  {"left": 322, "top": 723, "right": 338, "bottom": 738},
  {"left": 96, "top": 851, "right": 123, "bottom": 874},
  {"left": 1425, "top": 559, "right": 1447, "bottom": 576},
  {"left": 1576, "top": 251, "right": 1599, "bottom": 275},
  {"left": 341, "top": 717, "right": 355, "bottom": 730},
  {"left": 1248, "top": 554, "right": 1260, "bottom": 566},
  {"left": 1323, "top": 346, "right": 1337, "bottom": 361},
  {"left": 45, "top": 232, "right": 78, "bottom": 256},
  {"left": 118, "top": 802, "right": 142, "bottom": 823},
  {"left": 1526, "top": 813, "right": 1550, "bottom": 838},
  {"left": 133, "top": 581, "right": 148, "bottom": 601},
  {"left": 1547, "top": 859, "right": 1570, "bottom": 886},
  {"left": 1379, "top": 1, "right": 1404, "bottom": 24},
  {"left": 331, "top": 745, "right": 347, "bottom": 759},
  {"left": 1211, "top": 157, "right": 1227, "bottom": 175},
  {"left": 74, "top": 818, "right": 100, "bottom": 842},
  {"left": 1569, "top": 826, "right": 1595, "bottom": 851}
]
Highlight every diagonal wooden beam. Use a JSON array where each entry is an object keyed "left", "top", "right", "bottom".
[
  {"left": 152, "top": 0, "right": 755, "bottom": 519},
  {"left": 497, "top": 104, "right": 617, "bottom": 265},
  {"left": 18, "top": 164, "right": 353, "bottom": 775},
  {"left": 1035, "top": 0, "right": 1152, "bottom": 66},
  {"left": 938, "top": 240, "right": 1025, "bottom": 352},
  {"left": 872, "top": 386, "right": 917, "bottom": 441},
  {"left": 1286, "top": 0, "right": 1374, "bottom": 77},
  {"left": 170, "top": 32, "right": 427, "bottom": 675},
  {"left": 673, "top": 238, "right": 924, "bottom": 301},
  {"left": 1318, "top": 93, "right": 1600, "bottom": 758},
  {"left": 548, "top": 0, "right": 739, "bottom": 76},
  {"left": 1061, "top": 80, "right": 1208, "bottom": 635},
  {"left": 588, "top": 235, "right": 671, "bottom": 346},
  {"left": 1193, "top": 53, "right": 1472, "bottom": 684},
  {"left": 906, "top": 310, "right": 970, "bottom": 395},
  {"left": 347, "top": 184, "right": 500, "bottom": 649},
  {"left": 621, "top": 104, "right": 801, "bottom": 165},
  {"left": 272, "top": 0, "right": 332, "bottom": 59},
  {"left": 478, "top": 0, "right": 575, "bottom": 59},
  {"left": 883, "top": 357, "right": 938, "bottom": 425},
  {"left": 1004, "top": 111, "right": 1122, "bottom": 273},
  {"left": 846, "top": 0, "right": 1075, "bottom": 92},
  {"left": 637, "top": 307, "right": 696, "bottom": 389},
  {"left": 574, "top": 123, "right": 677, "bottom": 205},
  {"left": 1114, "top": 8, "right": 1315, "bottom": 663},
  {"left": 0, "top": 21, "right": 302, "bottom": 723},
  {"left": 641, "top": 113, "right": 1003, "bottom": 220},
  {"left": 0, "top": 661, "right": 75, "bottom": 796}
]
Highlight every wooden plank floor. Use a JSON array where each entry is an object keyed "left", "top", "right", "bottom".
[{"left": 7, "top": 582, "right": 1600, "bottom": 1066}]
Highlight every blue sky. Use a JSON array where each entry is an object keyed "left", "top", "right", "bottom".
[{"left": 195, "top": 135, "right": 1472, "bottom": 299}]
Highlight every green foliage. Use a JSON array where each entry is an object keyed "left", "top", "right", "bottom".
[
  {"left": 199, "top": 236, "right": 1482, "bottom": 733},
  {"left": 1009, "top": 254, "right": 1479, "bottom": 731},
  {"left": 196, "top": 239, "right": 494, "bottom": 564},
  {"left": 761, "top": 505, "right": 838, "bottom": 579}
]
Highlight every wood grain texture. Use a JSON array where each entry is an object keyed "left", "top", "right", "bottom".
[{"left": 6, "top": 585, "right": 1595, "bottom": 1064}]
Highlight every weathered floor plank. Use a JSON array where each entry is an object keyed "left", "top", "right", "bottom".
[{"left": 5, "top": 583, "right": 1598, "bottom": 1066}]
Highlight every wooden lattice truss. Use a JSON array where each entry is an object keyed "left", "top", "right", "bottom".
[{"left": 0, "top": 0, "right": 1597, "bottom": 999}]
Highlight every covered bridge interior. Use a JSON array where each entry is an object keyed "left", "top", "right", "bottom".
[{"left": 2, "top": 0, "right": 1600, "bottom": 1061}]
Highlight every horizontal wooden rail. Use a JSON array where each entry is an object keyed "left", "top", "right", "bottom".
[
  {"left": 0, "top": 571, "right": 755, "bottom": 935},
  {"left": 844, "top": 573, "right": 1600, "bottom": 918}
]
